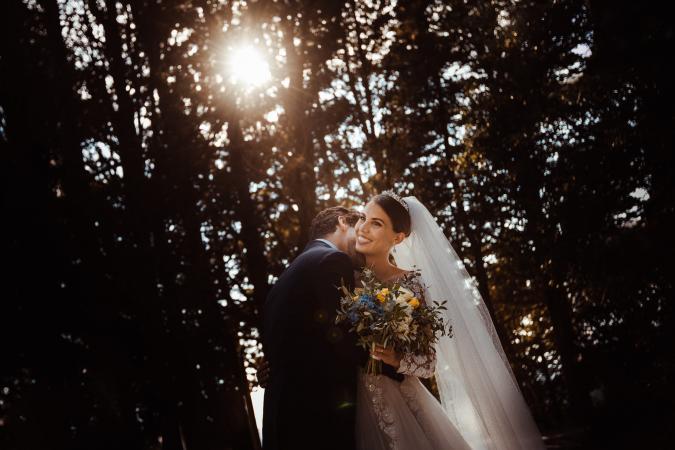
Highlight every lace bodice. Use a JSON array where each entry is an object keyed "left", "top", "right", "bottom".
[{"left": 388, "top": 272, "right": 436, "bottom": 379}]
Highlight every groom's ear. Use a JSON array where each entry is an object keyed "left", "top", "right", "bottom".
[{"left": 337, "top": 215, "right": 349, "bottom": 231}]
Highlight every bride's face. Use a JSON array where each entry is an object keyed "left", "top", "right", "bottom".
[{"left": 355, "top": 201, "right": 405, "bottom": 257}]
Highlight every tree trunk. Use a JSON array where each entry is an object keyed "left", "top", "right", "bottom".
[{"left": 283, "top": 20, "right": 318, "bottom": 247}]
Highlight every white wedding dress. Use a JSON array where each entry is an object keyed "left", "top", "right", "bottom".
[
  {"left": 355, "top": 197, "right": 545, "bottom": 450},
  {"left": 356, "top": 273, "right": 472, "bottom": 450}
]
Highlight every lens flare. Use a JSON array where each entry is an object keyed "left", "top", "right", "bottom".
[{"left": 227, "top": 46, "right": 271, "bottom": 87}]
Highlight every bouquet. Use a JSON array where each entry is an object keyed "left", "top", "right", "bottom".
[{"left": 335, "top": 268, "right": 451, "bottom": 375}]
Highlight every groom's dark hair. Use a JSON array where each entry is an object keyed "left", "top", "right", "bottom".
[{"left": 309, "top": 206, "right": 362, "bottom": 240}]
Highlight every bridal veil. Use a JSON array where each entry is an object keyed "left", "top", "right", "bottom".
[{"left": 392, "top": 196, "right": 545, "bottom": 450}]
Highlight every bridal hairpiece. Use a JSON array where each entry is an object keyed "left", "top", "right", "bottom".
[{"left": 381, "top": 190, "right": 409, "bottom": 212}]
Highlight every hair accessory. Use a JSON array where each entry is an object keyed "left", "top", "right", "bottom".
[{"left": 381, "top": 190, "right": 409, "bottom": 212}]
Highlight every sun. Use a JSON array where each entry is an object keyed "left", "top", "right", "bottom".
[{"left": 227, "top": 45, "right": 271, "bottom": 87}]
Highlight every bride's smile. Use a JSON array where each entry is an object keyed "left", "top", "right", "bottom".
[{"left": 356, "top": 234, "right": 372, "bottom": 246}]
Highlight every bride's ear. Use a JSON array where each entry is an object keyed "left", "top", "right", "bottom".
[{"left": 393, "top": 232, "right": 405, "bottom": 246}]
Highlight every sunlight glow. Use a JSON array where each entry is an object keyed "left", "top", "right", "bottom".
[{"left": 227, "top": 46, "right": 271, "bottom": 87}]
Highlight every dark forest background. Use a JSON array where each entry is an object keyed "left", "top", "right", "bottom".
[{"left": 1, "top": 1, "right": 673, "bottom": 449}]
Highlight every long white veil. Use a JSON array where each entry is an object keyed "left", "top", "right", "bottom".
[{"left": 392, "top": 196, "right": 545, "bottom": 450}]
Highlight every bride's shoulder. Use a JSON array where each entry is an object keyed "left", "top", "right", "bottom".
[
  {"left": 397, "top": 270, "right": 426, "bottom": 298},
  {"left": 396, "top": 267, "right": 422, "bottom": 282}
]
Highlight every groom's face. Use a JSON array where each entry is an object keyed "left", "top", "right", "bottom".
[
  {"left": 345, "top": 224, "right": 366, "bottom": 268},
  {"left": 339, "top": 216, "right": 366, "bottom": 268}
]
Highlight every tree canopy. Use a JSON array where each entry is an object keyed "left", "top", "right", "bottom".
[{"left": 1, "top": 1, "right": 673, "bottom": 449}]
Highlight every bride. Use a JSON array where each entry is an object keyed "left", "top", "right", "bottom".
[{"left": 353, "top": 191, "right": 545, "bottom": 450}]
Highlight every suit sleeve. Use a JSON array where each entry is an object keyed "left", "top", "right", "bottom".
[{"left": 312, "top": 251, "right": 367, "bottom": 368}]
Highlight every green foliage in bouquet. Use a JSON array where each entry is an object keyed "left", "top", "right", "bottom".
[{"left": 335, "top": 268, "right": 452, "bottom": 367}]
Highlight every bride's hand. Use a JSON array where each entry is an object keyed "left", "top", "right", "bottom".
[{"left": 371, "top": 344, "right": 401, "bottom": 370}]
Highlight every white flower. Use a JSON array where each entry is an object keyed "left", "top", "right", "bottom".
[
  {"left": 395, "top": 315, "right": 413, "bottom": 336},
  {"left": 394, "top": 287, "right": 415, "bottom": 316},
  {"left": 395, "top": 287, "right": 414, "bottom": 304}
]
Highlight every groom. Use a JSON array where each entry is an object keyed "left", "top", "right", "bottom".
[{"left": 262, "top": 206, "right": 366, "bottom": 450}]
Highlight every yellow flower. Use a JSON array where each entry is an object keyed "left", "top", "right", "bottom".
[
  {"left": 408, "top": 297, "right": 420, "bottom": 309},
  {"left": 376, "top": 288, "right": 390, "bottom": 303}
]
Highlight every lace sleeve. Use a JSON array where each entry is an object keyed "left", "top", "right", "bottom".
[{"left": 397, "top": 352, "right": 436, "bottom": 378}]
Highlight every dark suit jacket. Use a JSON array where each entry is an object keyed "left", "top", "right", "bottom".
[{"left": 262, "top": 240, "right": 366, "bottom": 450}]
